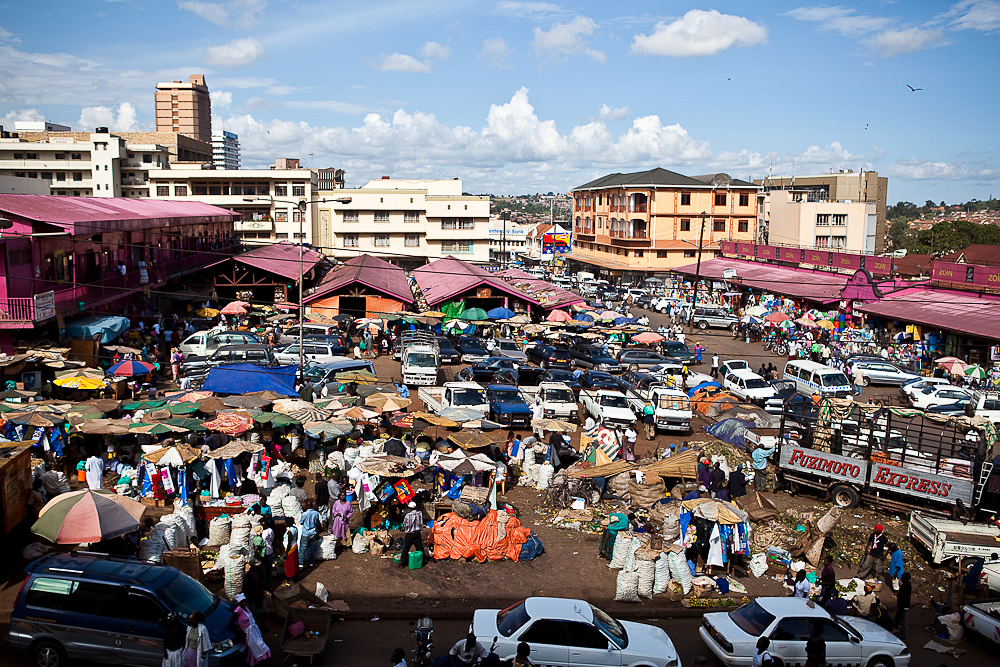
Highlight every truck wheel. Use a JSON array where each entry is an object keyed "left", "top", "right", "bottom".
[
  {"left": 698, "top": 320, "right": 708, "bottom": 330},
  {"left": 830, "top": 484, "right": 860, "bottom": 509},
  {"left": 31, "top": 640, "right": 66, "bottom": 667}
]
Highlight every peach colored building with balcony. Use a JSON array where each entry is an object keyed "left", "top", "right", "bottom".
[{"left": 567, "top": 168, "right": 759, "bottom": 278}]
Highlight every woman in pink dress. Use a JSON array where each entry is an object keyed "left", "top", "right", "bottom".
[
  {"left": 232, "top": 594, "right": 271, "bottom": 665},
  {"left": 328, "top": 490, "right": 353, "bottom": 553}
]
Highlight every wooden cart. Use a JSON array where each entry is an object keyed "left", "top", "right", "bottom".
[{"left": 279, "top": 607, "right": 331, "bottom": 664}]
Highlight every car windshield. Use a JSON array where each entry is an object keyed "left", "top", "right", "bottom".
[
  {"left": 729, "top": 601, "right": 775, "bottom": 635},
  {"left": 600, "top": 395, "right": 628, "bottom": 408},
  {"left": 664, "top": 342, "right": 687, "bottom": 351},
  {"left": 157, "top": 572, "right": 217, "bottom": 618},
  {"left": 407, "top": 353, "right": 437, "bottom": 368},
  {"left": 727, "top": 361, "right": 749, "bottom": 370},
  {"left": 497, "top": 601, "right": 531, "bottom": 637},
  {"left": 589, "top": 604, "right": 627, "bottom": 649},
  {"left": 545, "top": 389, "right": 575, "bottom": 403},
  {"left": 437, "top": 340, "right": 456, "bottom": 351},
  {"left": 492, "top": 390, "right": 521, "bottom": 403},
  {"left": 820, "top": 373, "right": 850, "bottom": 387},
  {"left": 771, "top": 380, "right": 796, "bottom": 393},
  {"left": 745, "top": 378, "right": 770, "bottom": 389},
  {"left": 452, "top": 389, "right": 486, "bottom": 406},
  {"left": 589, "top": 372, "right": 613, "bottom": 382},
  {"left": 499, "top": 341, "right": 518, "bottom": 351}
]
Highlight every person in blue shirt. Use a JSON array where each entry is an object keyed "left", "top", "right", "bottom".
[
  {"left": 887, "top": 543, "right": 905, "bottom": 590},
  {"left": 751, "top": 443, "right": 778, "bottom": 492},
  {"left": 298, "top": 500, "right": 322, "bottom": 568}
]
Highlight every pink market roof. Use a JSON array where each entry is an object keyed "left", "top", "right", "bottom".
[
  {"left": 414, "top": 257, "right": 536, "bottom": 306},
  {"left": 0, "top": 194, "right": 237, "bottom": 233},
  {"left": 672, "top": 258, "right": 848, "bottom": 303},
  {"left": 857, "top": 287, "right": 1000, "bottom": 342},
  {"left": 498, "top": 268, "right": 585, "bottom": 310},
  {"left": 306, "top": 255, "right": 413, "bottom": 304},
  {"left": 226, "top": 241, "right": 326, "bottom": 282}
]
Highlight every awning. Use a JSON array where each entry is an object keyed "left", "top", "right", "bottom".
[
  {"left": 65, "top": 316, "right": 131, "bottom": 343},
  {"left": 857, "top": 287, "right": 1000, "bottom": 342},
  {"left": 671, "top": 258, "right": 848, "bottom": 303}
]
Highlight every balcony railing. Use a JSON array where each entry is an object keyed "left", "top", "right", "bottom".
[
  {"left": 609, "top": 229, "right": 647, "bottom": 239},
  {"left": 0, "top": 298, "right": 35, "bottom": 323},
  {"left": 630, "top": 203, "right": 647, "bottom": 213}
]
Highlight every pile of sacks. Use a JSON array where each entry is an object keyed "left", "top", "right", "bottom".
[{"left": 609, "top": 531, "right": 694, "bottom": 603}]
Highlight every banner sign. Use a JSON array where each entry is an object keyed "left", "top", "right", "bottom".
[
  {"left": 779, "top": 446, "right": 867, "bottom": 484},
  {"left": 33, "top": 291, "right": 56, "bottom": 321},
  {"left": 720, "top": 242, "right": 894, "bottom": 276},
  {"left": 931, "top": 261, "right": 1000, "bottom": 287},
  {"left": 543, "top": 232, "right": 571, "bottom": 255},
  {"left": 868, "top": 464, "right": 974, "bottom": 504}
]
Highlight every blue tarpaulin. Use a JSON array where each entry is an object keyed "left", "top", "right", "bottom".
[
  {"left": 201, "top": 364, "right": 297, "bottom": 396},
  {"left": 705, "top": 418, "right": 754, "bottom": 449},
  {"left": 687, "top": 380, "right": 722, "bottom": 396},
  {"left": 65, "top": 315, "right": 131, "bottom": 343}
]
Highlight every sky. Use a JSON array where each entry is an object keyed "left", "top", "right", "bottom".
[{"left": 1, "top": 1, "right": 998, "bottom": 204}]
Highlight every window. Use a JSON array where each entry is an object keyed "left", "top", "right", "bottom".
[
  {"left": 404, "top": 211, "right": 420, "bottom": 222},
  {"left": 292, "top": 185, "right": 305, "bottom": 197},
  {"left": 374, "top": 234, "right": 390, "bottom": 247},
  {"left": 520, "top": 620, "right": 567, "bottom": 645},
  {"left": 275, "top": 210, "right": 288, "bottom": 222},
  {"left": 41, "top": 172, "right": 52, "bottom": 180},
  {"left": 831, "top": 236, "right": 846, "bottom": 249},
  {"left": 634, "top": 250, "right": 643, "bottom": 257},
  {"left": 292, "top": 210, "right": 304, "bottom": 223},
  {"left": 56, "top": 172, "right": 65, "bottom": 181},
  {"left": 441, "top": 218, "right": 457, "bottom": 230},
  {"left": 772, "top": 618, "right": 812, "bottom": 641},
  {"left": 404, "top": 234, "right": 420, "bottom": 247},
  {"left": 738, "top": 219, "right": 749, "bottom": 232},
  {"left": 71, "top": 153, "right": 81, "bottom": 160},
  {"left": 174, "top": 186, "right": 187, "bottom": 196},
  {"left": 55, "top": 153, "right": 65, "bottom": 160},
  {"left": 832, "top": 214, "right": 847, "bottom": 226},
  {"left": 684, "top": 249, "right": 696, "bottom": 258},
  {"left": 816, "top": 214, "right": 831, "bottom": 226},
  {"left": 680, "top": 219, "right": 691, "bottom": 231},
  {"left": 342, "top": 234, "right": 359, "bottom": 248},
  {"left": 193, "top": 184, "right": 208, "bottom": 195},
  {"left": 713, "top": 219, "right": 726, "bottom": 232},
  {"left": 142, "top": 154, "right": 152, "bottom": 163},
  {"left": 208, "top": 185, "right": 221, "bottom": 195},
  {"left": 374, "top": 211, "right": 390, "bottom": 223},
  {"left": 715, "top": 192, "right": 726, "bottom": 206},
  {"left": 565, "top": 622, "right": 609, "bottom": 649},
  {"left": 73, "top": 172, "right": 83, "bottom": 182},
  {"left": 681, "top": 193, "right": 691, "bottom": 206},
  {"left": 739, "top": 193, "right": 749, "bottom": 206},
  {"left": 25, "top": 153, "right": 38, "bottom": 159},
  {"left": 275, "top": 233, "right": 288, "bottom": 239},
  {"left": 459, "top": 218, "right": 475, "bottom": 230},
  {"left": 657, "top": 250, "right": 668, "bottom": 258},
  {"left": 441, "top": 240, "right": 474, "bottom": 253},
  {"left": 292, "top": 232, "right": 305, "bottom": 239},
  {"left": 156, "top": 185, "right": 169, "bottom": 196},
  {"left": 275, "top": 185, "right": 287, "bottom": 196},
  {"left": 343, "top": 211, "right": 359, "bottom": 223}
]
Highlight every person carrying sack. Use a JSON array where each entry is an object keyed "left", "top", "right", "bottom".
[{"left": 857, "top": 525, "right": 886, "bottom": 581}]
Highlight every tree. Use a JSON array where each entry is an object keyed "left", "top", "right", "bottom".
[
  {"left": 924, "top": 200, "right": 937, "bottom": 209},
  {"left": 940, "top": 200, "right": 946, "bottom": 207},
  {"left": 887, "top": 201, "right": 920, "bottom": 221},
  {"left": 887, "top": 218, "right": 915, "bottom": 250},
  {"left": 911, "top": 219, "right": 1000, "bottom": 255}
]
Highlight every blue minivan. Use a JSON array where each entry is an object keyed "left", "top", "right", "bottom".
[{"left": 9, "top": 553, "right": 245, "bottom": 667}]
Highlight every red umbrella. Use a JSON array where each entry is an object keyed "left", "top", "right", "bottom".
[
  {"left": 764, "top": 312, "right": 790, "bottom": 324},
  {"left": 632, "top": 332, "right": 664, "bottom": 344},
  {"left": 202, "top": 412, "right": 254, "bottom": 436},
  {"left": 545, "top": 309, "right": 572, "bottom": 323},
  {"left": 221, "top": 301, "right": 250, "bottom": 315},
  {"left": 107, "top": 359, "right": 156, "bottom": 376}
]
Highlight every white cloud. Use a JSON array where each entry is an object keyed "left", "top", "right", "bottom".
[
  {"left": 632, "top": 9, "right": 768, "bottom": 57},
  {"left": 785, "top": 6, "right": 893, "bottom": 35},
  {"left": 285, "top": 100, "right": 370, "bottom": 115},
  {"left": 887, "top": 158, "right": 1000, "bottom": 181},
  {"left": 204, "top": 37, "right": 266, "bottom": 68},
  {"left": 493, "top": 2, "right": 565, "bottom": 18},
  {"left": 0, "top": 26, "right": 21, "bottom": 43},
  {"left": 869, "top": 28, "right": 950, "bottom": 57},
  {"left": 265, "top": 84, "right": 297, "bottom": 96},
  {"left": 709, "top": 142, "right": 871, "bottom": 179},
  {"left": 598, "top": 104, "right": 629, "bottom": 121},
  {"left": 478, "top": 37, "right": 512, "bottom": 68},
  {"left": 214, "top": 76, "right": 279, "bottom": 89},
  {"left": 78, "top": 102, "right": 139, "bottom": 131},
  {"left": 377, "top": 53, "right": 432, "bottom": 73},
  {"left": 213, "top": 90, "right": 233, "bottom": 108},
  {"left": 943, "top": 0, "right": 1000, "bottom": 33},
  {"left": 533, "top": 16, "right": 604, "bottom": 61},
  {"left": 421, "top": 41, "right": 451, "bottom": 60},
  {"left": 3, "top": 108, "right": 44, "bottom": 122},
  {"left": 177, "top": 0, "right": 266, "bottom": 29}
]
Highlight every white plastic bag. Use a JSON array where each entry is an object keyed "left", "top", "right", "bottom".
[
  {"left": 666, "top": 550, "right": 692, "bottom": 594},
  {"left": 352, "top": 532, "right": 369, "bottom": 554},
  {"left": 315, "top": 582, "right": 329, "bottom": 603},
  {"left": 653, "top": 554, "right": 671, "bottom": 594}
]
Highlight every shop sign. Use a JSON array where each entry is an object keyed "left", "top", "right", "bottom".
[
  {"left": 779, "top": 446, "right": 867, "bottom": 484},
  {"left": 932, "top": 261, "right": 1000, "bottom": 286},
  {"left": 33, "top": 291, "right": 56, "bottom": 321},
  {"left": 868, "top": 464, "right": 974, "bottom": 504}
]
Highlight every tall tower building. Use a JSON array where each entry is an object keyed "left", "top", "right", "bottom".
[
  {"left": 211, "top": 131, "right": 240, "bottom": 169},
  {"left": 155, "top": 75, "right": 212, "bottom": 144}
]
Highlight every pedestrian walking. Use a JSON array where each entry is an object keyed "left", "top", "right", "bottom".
[
  {"left": 888, "top": 543, "right": 905, "bottom": 591},
  {"left": 804, "top": 621, "right": 826, "bottom": 667},
  {"left": 728, "top": 465, "right": 748, "bottom": 498},
  {"left": 399, "top": 501, "right": 425, "bottom": 567},
  {"left": 642, "top": 400, "right": 655, "bottom": 440},
  {"left": 819, "top": 555, "right": 836, "bottom": 604},
  {"left": 298, "top": 500, "right": 321, "bottom": 568},
  {"left": 622, "top": 425, "right": 637, "bottom": 462},
  {"left": 857, "top": 525, "right": 886, "bottom": 580},
  {"left": 853, "top": 367, "right": 865, "bottom": 396},
  {"left": 894, "top": 572, "right": 911, "bottom": 641},
  {"left": 709, "top": 462, "right": 726, "bottom": 499},
  {"left": 711, "top": 354, "right": 720, "bottom": 378}
]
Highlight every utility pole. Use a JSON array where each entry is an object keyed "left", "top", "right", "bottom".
[
  {"left": 501, "top": 209, "right": 509, "bottom": 269},
  {"left": 688, "top": 211, "right": 707, "bottom": 331}
]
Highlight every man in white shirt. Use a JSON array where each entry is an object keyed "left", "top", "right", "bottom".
[
  {"left": 85, "top": 452, "right": 104, "bottom": 490},
  {"left": 152, "top": 323, "right": 161, "bottom": 336},
  {"left": 711, "top": 354, "right": 720, "bottom": 378},
  {"left": 447, "top": 634, "right": 488, "bottom": 667},
  {"left": 623, "top": 425, "right": 637, "bottom": 461}
]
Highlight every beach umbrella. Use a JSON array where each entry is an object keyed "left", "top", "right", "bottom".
[
  {"left": 934, "top": 356, "right": 964, "bottom": 365},
  {"left": 0, "top": 389, "right": 37, "bottom": 400},
  {"left": 164, "top": 418, "right": 206, "bottom": 431},
  {"left": 203, "top": 440, "right": 265, "bottom": 459},
  {"left": 75, "top": 419, "right": 130, "bottom": 435},
  {"left": 937, "top": 359, "right": 967, "bottom": 375},
  {"left": 122, "top": 399, "right": 167, "bottom": 411},
  {"left": 508, "top": 314, "right": 531, "bottom": 324},
  {"left": 365, "top": 393, "right": 412, "bottom": 412},
  {"left": 220, "top": 301, "right": 250, "bottom": 315},
  {"left": 410, "top": 411, "right": 459, "bottom": 428},
  {"left": 965, "top": 365, "right": 988, "bottom": 380},
  {"left": 436, "top": 407, "right": 487, "bottom": 423},
  {"left": 392, "top": 413, "right": 416, "bottom": 429},
  {"left": 105, "top": 345, "right": 142, "bottom": 355},
  {"left": 462, "top": 418, "right": 504, "bottom": 430},
  {"left": 7, "top": 412, "right": 66, "bottom": 427},
  {"left": 195, "top": 397, "right": 226, "bottom": 414},
  {"left": 54, "top": 377, "right": 107, "bottom": 390},
  {"left": 419, "top": 310, "right": 446, "bottom": 317},
  {"left": 317, "top": 395, "right": 358, "bottom": 409},
  {"left": 55, "top": 368, "right": 105, "bottom": 380},
  {"left": 164, "top": 390, "right": 213, "bottom": 403},
  {"left": 763, "top": 312, "right": 790, "bottom": 324},
  {"left": 272, "top": 399, "right": 312, "bottom": 413},
  {"left": 32, "top": 490, "right": 145, "bottom": 544},
  {"left": 459, "top": 307, "right": 489, "bottom": 321},
  {"left": 632, "top": 332, "right": 664, "bottom": 344},
  {"left": 336, "top": 406, "right": 379, "bottom": 421},
  {"left": 746, "top": 305, "right": 767, "bottom": 317},
  {"left": 252, "top": 411, "right": 301, "bottom": 426},
  {"left": 143, "top": 443, "right": 202, "bottom": 466},
  {"left": 432, "top": 450, "right": 497, "bottom": 474},
  {"left": 777, "top": 320, "right": 796, "bottom": 330},
  {"left": 598, "top": 311, "right": 619, "bottom": 321},
  {"left": 165, "top": 402, "right": 200, "bottom": 415},
  {"left": 302, "top": 419, "right": 354, "bottom": 440},
  {"left": 335, "top": 369, "right": 378, "bottom": 385},
  {"left": 272, "top": 301, "right": 298, "bottom": 310},
  {"left": 739, "top": 315, "right": 761, "bottom": 325},
  {"left": 221, "top": 395, "right": 271, "bottom": 409},
  {"left": 443, "top": 320, "right": 468, "bottom": 332},
  {"left": 0, "top": 403, "right": 19, "bottom": 413},
  {"left": 355, "top": 383, "right": 399, "bottom": 398},
  {"left": 531, "top": 418, "right": 578, "bottom": 433},
  {"left": 245, "top": 390, "right": 289, "bottom": 401},
  {"left": 107, "top": 360, "right": 155, "bottom": 377},
  {"left": 76, "top": 399, "right": 121, "bottom": 413},
  {"left": 815, "top": 320, "right": 835, "bottom": 330},
  {"left": 202, "top": 412, "right": 254, "bottom": 436},
  {"left": 545, "top": 310, "right": 572, "bottom": 323},
  {"left": 287, "top": 405, "right": 334, "bottom": 422},
  {"left": 487, "top": 307, "right": 516, "bottom": 320},
  {"left": 448, "top": 431, "right": 504, "bottom": 450},
  {"left": 129, "top": 423, "right": 189, "bottom": 435},
  {"left": 794, "top": 317, "right": 819, "bottom": 328},
  {"left": 573, "top": 313, "right": 594, "bottom": 323}
]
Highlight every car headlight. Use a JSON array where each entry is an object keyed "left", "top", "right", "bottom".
[{"left": 213, "top": 639, "right": 234, "bottom": 653}]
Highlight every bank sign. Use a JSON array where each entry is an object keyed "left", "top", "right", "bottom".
[{"left": 779, "top": 446, "right": 974, "bottom": 505}]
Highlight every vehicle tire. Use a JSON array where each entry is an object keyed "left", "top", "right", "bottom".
[
  {"left": 775, "top": 344, "right": 787, "bottom": 356},
  {"left": 830, "top": 484, "right": 861, "bottom": 509},
  {"left": 866, "top": 658, "right": 892, "bottom": 667},
  {"left": 659, "top": 307, "right": 668, "bottom": 314},
  {"left": 628, "top": 363, "right": 640, "bottom": 373},
  {"left": 698, "top": 320, "right": 708, "bottom": 330},
  {"left": 31, "top": 640, "right": 66, "bottom": 667},
  {"left": 863, "top": 376, "right": 871, "bottom": 387}
]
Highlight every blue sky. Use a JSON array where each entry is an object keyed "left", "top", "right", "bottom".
[{"left": 1, "top": 1, "right": 998, "bottom": 203}]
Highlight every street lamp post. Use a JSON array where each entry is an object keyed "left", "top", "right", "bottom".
[
  {"left": 243, "top": 195, "right": 351, "bottom": 380},
  {"left": 501, "top": 209, "right": 510, "bottom": 269},
  {"left": 688, "top": 211, "right": 708, "bottom": 331}
]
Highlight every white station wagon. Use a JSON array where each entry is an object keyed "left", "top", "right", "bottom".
[
  {"left": 700, "top": 598, "right": 909, "bottom": 667},
  {"left": 473, "top": 597, "right": 680, "bottom": 667}
]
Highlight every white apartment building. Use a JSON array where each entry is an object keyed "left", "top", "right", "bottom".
[
  {"left": 759, "top": 189, "right": 878, "bottom": 254},
  {"left": 317, "top": 178, "right": 490, "bottom": 269},
  {"left": 488, "top": 216, "right": 532, "bottom": 264},
  {"left": 146, "top": 163, "right": 323, "bottom": 245},
  {"left": 0, "top": 125, "right": 171, "bottom": 198},
  {"left": 211, "top": 131, "right": 240, "bottom": 170}
]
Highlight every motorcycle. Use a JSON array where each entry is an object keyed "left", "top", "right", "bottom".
[
  {"left": 411, "top": 616, "right": 434, "bottom": 667},
  {"left": 474, "top": 636, "right": 501, "bottom": 667}
]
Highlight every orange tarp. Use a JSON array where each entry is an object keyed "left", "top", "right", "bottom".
[
  {"left": 430, "top": 510, "right": 532, "bottom": 562},
  {"left": 690, "top": 390, "right": 739, "bottom": 415}
]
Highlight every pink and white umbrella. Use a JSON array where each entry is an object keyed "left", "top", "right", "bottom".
[{"left": 545, "top": 310, "right": 572, "bottom": 323}]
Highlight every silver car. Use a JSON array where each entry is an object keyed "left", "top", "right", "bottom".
[
  {"left": 850, "top": 360, "right": 920, "bottom": 386},
  {"left": 691, "top": 306, "right": 738, "bottom": 330}
]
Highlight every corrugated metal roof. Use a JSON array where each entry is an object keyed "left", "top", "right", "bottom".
[
  {"left": 414, "top": 257, "right": 534, "bottom": 306},
  {"left": 573, "top": 168, "right": 755, "bottom": 191},
  {"left": 498, "top": 269, "right": 584, "bottom": 310},
  {"left": 306, "top": 255, "right": 413, "bottom": 304},
  {"left": 232, "top": 241, "right": 326, "bottom": 282},
  {"left": 671, "top": 258, "right": 848, "bottom": 302},
  {"left": 0, "top": 194, "right": 238, "bottom": 229},
  {"left": 858, "top": 287, "right": 1000, "bottom": 342}
]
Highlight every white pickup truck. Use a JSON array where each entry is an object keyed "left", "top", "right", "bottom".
[
  {"left": 520, "top": 382, "right": 580, "bottom": 421},
  {"left": 579, "top": 389, "right": 635, "bottom": 429},
  {"left": 418, "top": 382, "right": 489, "bottom": 415},
  {"left": 622, "top": 385, "right": 693, "bottom": 432},
  {"left": 963, "top": 600, "right": 1000, "bottom": 644},
  {"left": 907, "top": 510, "right": 1000, "bottom": 565},
  {"left": 645, "top": 363, "right": 714, "bottom": 390}
]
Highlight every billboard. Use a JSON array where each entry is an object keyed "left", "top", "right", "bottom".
[{"left": 542, "top": 232, "right": 570, "bottom": 256}]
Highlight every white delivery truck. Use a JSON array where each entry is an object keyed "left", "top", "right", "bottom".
[
  {"left": 401, "top": 338, "right": 440, "bottom": 386},
  {"left": 579, "top": 389, "right": 636, "bottom": 429},
  {"left": 519, "top": 382, "right": 580, "bottom": 421},
  {"left": 418, "top": 382, "right": 489, "bottom": 415}
]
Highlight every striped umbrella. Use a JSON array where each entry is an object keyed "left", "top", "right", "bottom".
[
  {"left": 287, "top": 406, "right": 334, "bottom": 422},
  {"left": 964, "top": 364, "right": 988, "bottom": 379},
  {"left": 220, "top": 301, "right": 250, "bottom": 315},
  {"left": 937, "top": 359, "right": 967, "bottom": 375},
  {"left": 107, "top": 360, "right": 156, "bottom": 377},
  {"left": 32, "top": 490, "right": 145, "bottom": 544},
  {"left": 55, "top": 368, "right": 105, "bottom": 380},
  {"left": 202, "top": 412, "right": 254, "bottom": 436}
]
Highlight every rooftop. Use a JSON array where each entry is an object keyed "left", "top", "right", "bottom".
[
  {"left": 207, "top": 241, "right": 325, "bottom": 282},
  {"left": 671, "top": 258, "right": 849, "bottom": 303},
  {"left": 938, "top": 244, "right": 1000, "bottom": 266},
  {"left": 857, "top": 287, "right": 1000, "bottom": 342},
  {"left": 413, "top": 257, "right": 535, "bottom": 307},
  {"left": 307, "top": 255, "right": 413, "bottom": 305},
  {"left": 574, "top": 168, "right": 755, "bottom": 191}
]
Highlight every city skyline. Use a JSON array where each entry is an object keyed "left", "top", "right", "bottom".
[{"left": 1, "top": 1, "right": 998, "bottom": 203}]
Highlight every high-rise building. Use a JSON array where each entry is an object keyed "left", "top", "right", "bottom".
[
  {"left": 211, "top": 130, "right": 240, "bottom": 170},
  {"left": 155, "top": 75, "right": 212, "bottom": 143}
]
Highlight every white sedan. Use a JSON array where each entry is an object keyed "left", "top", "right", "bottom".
[
  {"left": 899, "top": 376, "right": 951, "bottom": 401},
  {"left": 699, "top": 597, "right": 909, "bottom": 667},
  {"left": 473, "top": 597, "right": 680, "bottom": 667},
  {"left": 909, "top": 384, "right": 973, "bottom": 410}
]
